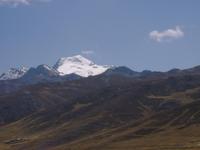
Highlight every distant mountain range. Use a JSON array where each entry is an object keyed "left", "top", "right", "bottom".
[
  {"left": 1, "top": 55, "right": 200, "bottom": 95},
  {"left": 0, "top": 55, "right": 110, "bottom": 81},
  {"left": 2, "top": 54, "right": 200, "bottom": 82}
]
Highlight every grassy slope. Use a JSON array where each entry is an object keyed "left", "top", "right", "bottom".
[
  {"left": 1, "top": 75, "right": 200, "bottom": 149},
  {"left": 1, "top": 116, "right": 200, "bottom": 150}
]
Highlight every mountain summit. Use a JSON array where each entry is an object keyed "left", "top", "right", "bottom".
[{"left": 53, "top": 55, "right": 110, "bottom": 77}]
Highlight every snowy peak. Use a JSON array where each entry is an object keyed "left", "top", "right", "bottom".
[
  {"left": 54, "top": 55, "right": 94, "bottom": 67},
  {"left": 0, "top": 67, "right": 29, "bottom": 80},
  {"left": 54, "top": 55, "right": 110, "bottom": 77}
]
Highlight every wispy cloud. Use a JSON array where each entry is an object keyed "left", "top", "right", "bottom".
[
  {"left": 81, "top": 50, "right": 94, "bottom": 55},
  {"left": 149, "top": 26, "right": 184, "bottom": 42},
  {"left": 0, "top": 0, "right": 51, "bottom": 6}
]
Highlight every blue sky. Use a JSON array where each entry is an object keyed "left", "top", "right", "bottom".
[{"left": 0, "top": 0, "right": 200, "bottom": 73}]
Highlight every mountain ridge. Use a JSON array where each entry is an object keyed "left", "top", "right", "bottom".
[
  {"left": 0, "top": 55, "right": 110, "bottom": 80},
  {"left": 1, "top": 55, "right": 200, "bottom": 81}
]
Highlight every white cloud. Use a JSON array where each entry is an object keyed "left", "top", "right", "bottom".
[
  {"left": 81, "top": 50, "right": 94, "bottom": 55},
  {"left": 149, "top": 26, "right": 184, "bottom": 42},
  {"left": 0, "top": 0, "right": 51, "bottom": 6}
]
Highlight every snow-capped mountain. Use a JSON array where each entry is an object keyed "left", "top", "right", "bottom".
[
  {"left": 0, "top": 67, "right": 29, "bottom": 80},
  {"left": 54, "top": 55, "right": 110, "bottom": 77},
  {"left": 0, "top": 55, "right": 110, "bottom": 80}
]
